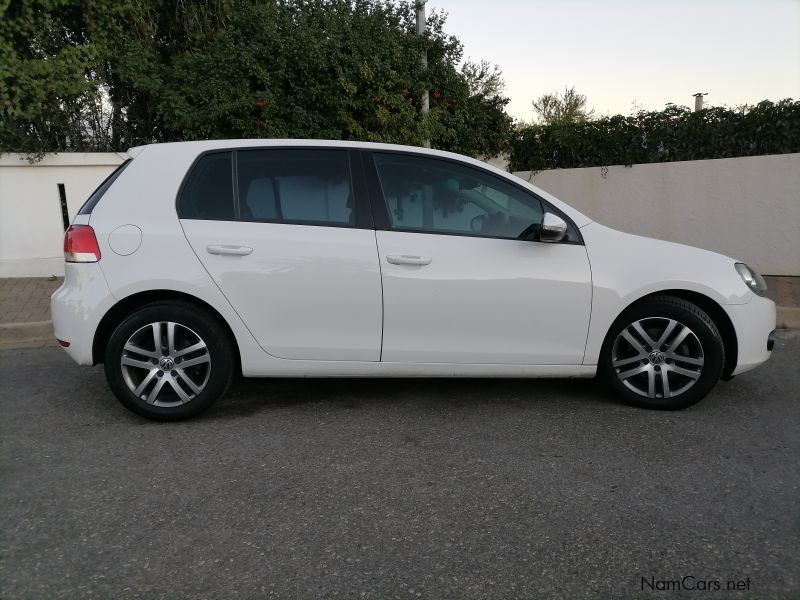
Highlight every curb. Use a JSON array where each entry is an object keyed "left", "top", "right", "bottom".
[
  {"left": 0, "top": 320, "right": 54, "bottom": 348},
  {"left": 1, "top": 308, "right": 799, "bottom": 351},
  {"left": 777, "top": 307, "right": 800, "bottom": 330}
]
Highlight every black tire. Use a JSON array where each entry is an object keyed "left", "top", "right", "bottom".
[
  {"left": 600, "top": 295, "right": 725, "bottom": 410},
  {"left": 104, "top": 301, "right": 234, "bottom": 421}
]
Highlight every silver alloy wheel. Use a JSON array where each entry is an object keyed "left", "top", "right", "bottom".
[
  {"left": 611, "top": 317, "right": 704, "bottom": 399},
  {"left": 120, "top": 321, "right": 211, "bottom": 407}
]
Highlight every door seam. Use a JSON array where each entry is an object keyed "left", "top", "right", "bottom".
[{"left": 372, "top": 229, "right": 385, "bottom": 362}]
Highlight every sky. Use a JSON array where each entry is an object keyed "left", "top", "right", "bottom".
[{"left": 427, "top": 0, "right": 800, "bottom": 121}]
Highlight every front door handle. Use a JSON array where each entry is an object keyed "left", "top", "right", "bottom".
[
  {"left": 206, "top": 244, "right": 253, "bottom": 256},
  {"left": 386, "top": 254, "right": 432, "bottom": 266}
]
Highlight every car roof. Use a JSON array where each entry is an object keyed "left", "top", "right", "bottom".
[{"left": 129, "top": 139, "right": 482, "bottom": 163}]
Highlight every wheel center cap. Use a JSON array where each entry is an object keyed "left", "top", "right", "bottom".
[
  {"left": 159, "top": 357, "right": 175, "bottom": 370},
  {"left": 649, "top": 350, "right": 665, "bottom": 365}
]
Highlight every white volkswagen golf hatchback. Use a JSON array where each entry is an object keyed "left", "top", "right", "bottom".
[{"left": 52, "top": 140, "right": 775, "bottom": 420}]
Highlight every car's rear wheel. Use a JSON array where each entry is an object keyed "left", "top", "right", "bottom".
[
  {"left": 104, "top": 301, "right": 234, "bottom": 421},
  {"left": 600, "top": 295, "right": 725, "bottom": 410}
]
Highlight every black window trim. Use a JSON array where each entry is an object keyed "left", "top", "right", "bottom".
[
  {"left": 231, "top": 149, "right": 241, "bottom": 219},
  {"left": 77, "top": 158, "right": 132, "bottom": 215},
  {"left": 363, "top": 149, "right": 584, "bottom": 246},
  {"left": 176, "top": 146, "right": 373, "bottom": 229}
]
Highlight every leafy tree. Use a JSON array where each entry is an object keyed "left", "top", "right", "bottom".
[
  {"left": 510, "top": 99, "right": 800, "bottom": 171},
  {"left": 531, "top": 85, "right": 595, "bottom": 125},
  {"left": 1, "top": 0, "right": 513, "bottom": 158},
  {"left": 0, "top": 0, "right": 103, "bottom": 156},
  {"left": 460, "top": 59, "right": 504, "bottom": 99},
  {"left": 430, "top": 58, "right": 512, "bottom": 157}
]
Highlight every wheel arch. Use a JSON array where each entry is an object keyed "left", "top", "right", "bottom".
[
  {"left": 602, "top": 289, "right": 738, "bottom": 380},
  {"left": 92, "top": 289, "right": 242, "bottom": 374}
]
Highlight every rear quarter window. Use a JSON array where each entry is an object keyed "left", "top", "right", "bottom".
[
  {"left": 77, "top": 159, "right": 132, "bottom": 215},
  {"left": 177, "top": 152, "right": 235, "bottom": 220}
]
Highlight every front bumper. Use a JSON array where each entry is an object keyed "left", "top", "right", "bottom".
[
  {"left": 724, "top": 294, "right": 776, "bottom": 376},
  {"left": 51, "top": 263, "right": 116, "bottom": 365}
]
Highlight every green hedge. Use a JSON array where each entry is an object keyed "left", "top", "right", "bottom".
[{"left": 509, "top": 99, "right": 800, "bottom": 172}]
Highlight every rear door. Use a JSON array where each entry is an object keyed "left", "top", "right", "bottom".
[{"left": 179, "top": 148, "right": 382, "bottom": 361}]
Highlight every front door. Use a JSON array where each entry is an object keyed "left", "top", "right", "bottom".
[{"left": 369, "top": 152, "right": 592, "bottom": 365}]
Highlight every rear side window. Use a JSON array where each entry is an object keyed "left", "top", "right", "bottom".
[
  {"left": 77, "top": 159, "right": 132, "bottom": 215},
  {"left": 237, "top": 149, "right": 353, "bottom": 225},
  {"left": 178, "top": 152, "right": 235, "bottom": 220}
]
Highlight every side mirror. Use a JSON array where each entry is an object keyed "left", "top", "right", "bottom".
[{"left": 539, "top": 212, "right": 567, "bottom": 243}]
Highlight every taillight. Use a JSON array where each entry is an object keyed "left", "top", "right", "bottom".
[{"left": 64, "top": 225, "right": 101, "bottom": 263}]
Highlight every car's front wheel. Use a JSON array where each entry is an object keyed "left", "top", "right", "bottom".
[
  {"left": 104, "top": 301, "right": 234, "bottom": 421},
  {"left": 600, "top": 295, "right": 725, "bottom": 410}
]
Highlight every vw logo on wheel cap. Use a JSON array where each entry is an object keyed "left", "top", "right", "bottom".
[
  {"left": 159, "top": 357, "right": 175, "bottom": 371},
  {"left": 649, "top": 350, "right": 666, "bottom": 365}
]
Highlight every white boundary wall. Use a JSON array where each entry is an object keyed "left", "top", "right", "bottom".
[
  {"left": 0, "top": 151, "right": 797, "bottom": 277},
  {"left": 0, "top": 153, "right": 126, "bottom": 277},
  {"left": 514, "top": 153, "right": 800, "bottom": 276}
]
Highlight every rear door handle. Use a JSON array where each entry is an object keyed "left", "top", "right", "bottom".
[
  {"left": 386, "top": 254, "right": 432, "bottom": 266},
  {"left": 206, "top": 244, "right": 253, "bottom": 256}
]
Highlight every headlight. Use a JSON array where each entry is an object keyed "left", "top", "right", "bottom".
[{"left": 735, "top": 263, "right": 767, "bottom": 296}]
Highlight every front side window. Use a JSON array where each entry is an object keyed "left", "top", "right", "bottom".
[
  {"left": 177, "top": 152, "right": 235, "bottom": 220},
  {"left": 373, "top": 153, "right": 543, "bottom": 239},
  {"left": 237, "top": 149, "right": 353, "bottom": 226}
]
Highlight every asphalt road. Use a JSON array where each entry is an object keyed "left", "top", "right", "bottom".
[{"left": 2, "top": 334, "right": 799, "bottom": 600}]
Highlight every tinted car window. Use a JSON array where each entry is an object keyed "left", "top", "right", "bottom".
[
  {"left": 373, "top": 153, "right": 543, "bottom": 239},
  {"left": 178, "top": 152, "right": 235, "bottom": 220},
  {"left": 237, "top": 149, "right": 353, "bottom": 225},
  {"left": 77, "top": 159, "right": 131, "bottom": 215}
]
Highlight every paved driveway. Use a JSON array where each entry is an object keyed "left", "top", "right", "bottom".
[{"left": 1, "top": 334, "right": 798, "bottom": 599}]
